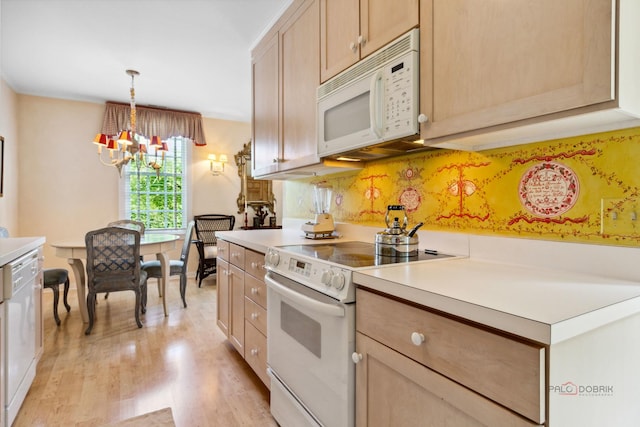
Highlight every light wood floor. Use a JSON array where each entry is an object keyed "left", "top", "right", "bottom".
[{"left": 13, "top": 277, "right": 278, "bottom": 427}]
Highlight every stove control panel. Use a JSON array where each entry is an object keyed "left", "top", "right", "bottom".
[
  {"left": 264, "top": 248, "right": 354, "bottom": 303},
  {"left": 289, "top": 258, "right": 312, "bottom": 277}
]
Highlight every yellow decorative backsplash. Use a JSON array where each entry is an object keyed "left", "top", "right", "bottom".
[{"left": 284, "top": 127, "right": 640, "bottom": 247}]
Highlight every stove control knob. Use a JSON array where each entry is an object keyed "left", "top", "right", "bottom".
[
  {"left": 265, "top": 250, "right": 280, "bottom": 267},
  {"left": 320, "top": 269, "right": 332, "bottom": 285},
  {"left": 330, "top": 271, "right": 346, "bottom": 290}
]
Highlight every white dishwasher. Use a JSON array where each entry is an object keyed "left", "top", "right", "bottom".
[{"left": 2, "top": 249, "right": 39, "bottom": 426}]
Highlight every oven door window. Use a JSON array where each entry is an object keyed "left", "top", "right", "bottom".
[{"left": 281, "top": 301, "right": 321, "bottom": 358}]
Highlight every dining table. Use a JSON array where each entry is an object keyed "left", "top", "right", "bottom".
[{"left": 51, "top": 233, "right": 180, "bottom": 323}]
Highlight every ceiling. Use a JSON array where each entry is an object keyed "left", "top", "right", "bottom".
[{"left": 0, "top": 0, "right": 292, "bottom": 122}]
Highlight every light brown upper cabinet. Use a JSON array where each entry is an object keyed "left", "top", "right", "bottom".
[
  {"left": 280, "top": 0, "right": 321, "bottom": 172},
  {"left": 420, "top": 0, "right": 640, "bottom": 151},
  {"left": 320, "top": 0, "right": 419, "bottom": 82},
  {"left": 252, "top": 32, "right": 280, "bottom": 177},
  {"left": 251, "top": 0, "right": 323, "bottom": 178}
]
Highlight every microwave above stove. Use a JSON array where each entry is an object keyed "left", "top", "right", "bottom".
[{"left": 317, "top": 28, "right": 427, "bottom": 162}]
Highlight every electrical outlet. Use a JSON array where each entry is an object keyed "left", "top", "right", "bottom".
[{"left": 600, "top": 198, "right": 638, "bottom": 235}]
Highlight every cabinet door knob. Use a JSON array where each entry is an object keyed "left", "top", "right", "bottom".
[
  {"left": 352, "top": 352, "right": 363, "bottom": 364},
  {"left": 357, "top": 34, "right": 366, "bottom": 47},
  {"left": 251, "top": 312, "right": 259, "bottom": 320},
  {"left": 411, "top": 332, "right": 426, "bottom": 346},
  {"left": 349, "top": 41, "right": 357, "bottom": 53},
  {"left": 251, "top": 348, "right": 259, "bottom": 356},
  {"left": 418, "top": 113, "right": 429, "bottom": 124},
  {"left": 251, "top": 261, "right": 259, "bottom": 269},
  {"left": 251, "top": 287, "right": 258, "bottom": 295}
]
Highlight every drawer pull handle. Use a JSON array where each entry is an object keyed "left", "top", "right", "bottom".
[
  {"left": 251, "top": 312, "right": 259, "bottom": 320},
  {"left": 351, "top": 352, "right": 363, "bottom": 364},
  {"left": 411, "top": 332, "right": 425, "bottom": 346},
  {"left": 251, "top": 348, "right": 259, "bottom": 356}
]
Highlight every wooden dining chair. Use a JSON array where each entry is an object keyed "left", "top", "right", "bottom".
[
  {"left": 194, "top": 214, "right": 236, "bottom": 287},
  {"left": 84, "top": 226, "right": 147, "bottom": 335},
  {"left": 141, "top": 221, "right": 195, "bottom": 309},
  {"left": 108, "top": 219, "right": 146, "bottom": 234},
  {"left": 105, "top": 219, "right": 145, "bottom": 299}
]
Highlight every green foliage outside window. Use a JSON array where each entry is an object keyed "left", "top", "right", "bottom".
[{"left": 124, "top": 137, "right": 187, "bottom": 230}]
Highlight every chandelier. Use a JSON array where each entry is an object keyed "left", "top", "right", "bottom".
[{"left": 92, "top": 70, "right": 167, "bottom": 177}]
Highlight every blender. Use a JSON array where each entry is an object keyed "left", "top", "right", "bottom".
[{"left": 301, "top": 183, "right": 335, "bottom": 239}]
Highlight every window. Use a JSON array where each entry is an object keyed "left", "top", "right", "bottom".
[{"left": 122, "top": 136, "right": 190, "bottom": 231}]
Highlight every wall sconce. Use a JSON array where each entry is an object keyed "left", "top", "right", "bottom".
[{"left": 209, "top": 154, "right": 228, "bottom": 176}]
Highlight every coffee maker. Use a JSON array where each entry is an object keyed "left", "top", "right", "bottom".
[{"left": 301, "top": 183, "right": 335, "bottom": 239}]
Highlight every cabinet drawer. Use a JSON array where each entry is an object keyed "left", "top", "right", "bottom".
[
  {"left": 245, "top": 321, "right": 269, "bottom": 388},
  {"left": 244, "top": 273, "right": 267, "bottom": 309},
  {"left": 356, "top": 289, "right": 545, "bottom": 424},
  {"left": 217, "top": 240, "right": 230, "bottom": 262},
  {"left": 245, "top": 249, "right": 266, "bottom": 280},
  {"left": 229, "top": 243, "right": 245, "bottom": 268},
  {"left": 356, "top": 333, "right": 540, "bottom": 427},
  {"left": 245, "top": 296, "right": 267, "bottom": 336}
]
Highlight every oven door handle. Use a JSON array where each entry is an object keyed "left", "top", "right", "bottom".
[{"left": 265, "top": 274, "right": 345, "bottom": 318}]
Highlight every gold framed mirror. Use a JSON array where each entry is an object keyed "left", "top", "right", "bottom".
[{"left": 235, "top": 141, "right": 275, "bottom": 215}]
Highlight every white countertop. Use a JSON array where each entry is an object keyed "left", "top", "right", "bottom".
[
  {"left": 216, "top": 228, "right": 328, "bottom": 254},
  {"left": 0, "top": 236, "right": 46, "bottom": 266},
  {"left": 353, "top": 259, "right": 640, "bottom": 345},
  {"left": 216, "top": 225, "right": 640, "bottom": 346}
]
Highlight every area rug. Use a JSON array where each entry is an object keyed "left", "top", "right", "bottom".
[{"left": 105, "top": 407, "right": 176, "bottom": 427}]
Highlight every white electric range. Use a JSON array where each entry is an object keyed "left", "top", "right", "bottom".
[{"left": 264, "top": 240, "right": 455, "bottom": 427}]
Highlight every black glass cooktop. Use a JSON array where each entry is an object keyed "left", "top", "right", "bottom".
[{"left": 277, "top": 241, "right": 453, "bottom": 268}]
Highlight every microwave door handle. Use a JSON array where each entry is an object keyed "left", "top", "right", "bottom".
[
  {"left": 369, "top": 70, "right": 384, "bottom": 138},
  {"left": 265, "top": 274, "right": 346, "bottom": 318}
]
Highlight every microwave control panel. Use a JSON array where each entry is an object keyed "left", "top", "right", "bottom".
[{"left": 384, "top": 51, "right": 419, "bottom": 137}]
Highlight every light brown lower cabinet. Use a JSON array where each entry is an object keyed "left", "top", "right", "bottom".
[
  {"left": 355, "top": 333, "right": 540, "bottom": 427},
  {"left": 229, "top": 263, "right": 245, "bottom": 355},
  {"left": 216, "top": 239, "right": 269, "bottom": 389},
  {"left": 216, "top": 258, "right": 230, "bottom": 337},
  {"left": 355, "top": 288, "right": 544, "bottom": 426}
]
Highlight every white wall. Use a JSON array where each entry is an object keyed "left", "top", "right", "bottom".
[{"left": 0, "top": 79, "right": 19, "bottom": 234}]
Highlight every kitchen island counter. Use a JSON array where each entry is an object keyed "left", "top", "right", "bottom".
[{"left": 215, "top": 228, "right": 311, "bottom": 254}]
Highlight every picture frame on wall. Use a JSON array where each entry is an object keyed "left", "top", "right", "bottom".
[{"left": 0, "top": 136, "right": 4, "bottom": 197}]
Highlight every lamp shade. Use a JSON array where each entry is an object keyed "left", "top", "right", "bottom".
[
  {"left": 93, "top": 133, "right": 109, "bottom": 146},
  {"left": 159, "top": 142, "right": 169, "bottom": 152},
  {"left": 106, "top": 138, "right": 118, "bottom": 151},
  {"left": 117, "top": 130, "right": 133, "bottom": 146},
  {"left": 149, "top": 136, "right": 163, "bottom": 147}
]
